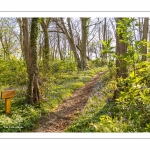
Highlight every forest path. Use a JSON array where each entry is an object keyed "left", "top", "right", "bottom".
[{"left": 34, "top": 71, "right": 106, "bottom": 132}]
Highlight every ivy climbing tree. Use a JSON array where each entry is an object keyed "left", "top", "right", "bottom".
[
  {"left": 28, "top": 18, "right": 41, "bottom": 104},
  {"left": 22, "top": 18, "right": 41, "bottom": 105},
  {"left": 41, "top": 18, "right": 51, "bottom": 72}
]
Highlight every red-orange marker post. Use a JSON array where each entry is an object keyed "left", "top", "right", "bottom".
[{"left": 1, "top": 90, "right": 15, "bottom": 115}]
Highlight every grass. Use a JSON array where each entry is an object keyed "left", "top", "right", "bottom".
[
  {"left": 0, "top": 66, "right": 107, "bottom": 132},
  {"left": 65, "top": 72, "right": 112, "bottom": 132},
  {"left": 66, "top": 71, "right": 150, "bottom": 132}
]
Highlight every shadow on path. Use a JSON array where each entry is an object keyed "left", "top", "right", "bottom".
[{"left": 34, "top": 71, "right": 107, "bottom": 132}]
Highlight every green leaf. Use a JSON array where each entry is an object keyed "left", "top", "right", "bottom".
[{"left": 135, "top": 23, "right": 139, "bottom": 26}]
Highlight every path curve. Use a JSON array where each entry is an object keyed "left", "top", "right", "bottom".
[{"left": 34, "top": 71, "right": 106, "bottom": 132}]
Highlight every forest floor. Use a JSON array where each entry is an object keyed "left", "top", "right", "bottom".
[{"left": 34, "top": 71, "right": 106, "bottom": 132}]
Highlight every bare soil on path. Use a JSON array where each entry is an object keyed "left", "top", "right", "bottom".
[{"left": 34, "top": 72, "right": 106, "bottom": 132}]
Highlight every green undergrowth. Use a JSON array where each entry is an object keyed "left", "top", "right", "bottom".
[
  {"left": 0, "top": 66, "right": 107, "bottom": 132},
  {"left": 66, "top": 70, "right": 150, "bottom": 132},
  {"left": 65, "top": 72, "right": 112, "bottom": 132}
]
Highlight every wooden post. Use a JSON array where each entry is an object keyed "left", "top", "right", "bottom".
[
  {"left": 5, "top": 98, "right": 11, "bottom": 114},
  {"left": 1, "top": 90, "right": 15, "bottom": 115}
]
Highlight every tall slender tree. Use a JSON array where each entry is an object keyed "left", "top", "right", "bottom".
[
  {"left": 101, "top": 18, "right": 107, "bottom": 65},
  {"left": 41, "top": 18, "right": 51, "bottom": 71},
  {"left": 81, "top": 18, "right": 89, "bottom": 70},
  {"left": 142, "top": 17, "right": 149, "bottom": 61},
  {"left": 22, "top": 18, "right": 30, "bottom": 74},
  {"left": 114, "top": 18, "right": 128, "bottom": 99},
  {"left": 54, "top": 18, "right": 81, "bottom": 68}
]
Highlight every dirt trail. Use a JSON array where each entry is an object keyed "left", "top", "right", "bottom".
[{"left": 34, "top": 71, "right": 106, "bottom": 132}]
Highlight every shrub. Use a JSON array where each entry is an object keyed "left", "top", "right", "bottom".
[
  {"left": 0, "top": 57, "right": 28, "bottom": 88},
  {"left": 91, "top": 58, "right": 102, "bottom": 67},
  {"left": 51, "top": 59, "right": 77, "bottom": 74}
]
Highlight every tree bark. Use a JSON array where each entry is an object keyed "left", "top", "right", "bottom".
[
  {"left": 101, "top": 18, "right": 107, "bottom": 65},
  {"left": 17, "top": 18, "right": 24, "bottom": 59},
  {"left": 114, "top": 18, "right": 128, "bottom": 99},
  {"left": 81, "top": 18, "right": 88, "bottom": 70},
  {"left": 41, "top": 18, "right": 51, "bottom": 71},
  {"left": 142, "top": 17, "right": 149, "bottom": 61},
  {"left": 23, "top": 18, "right": 41, "bottom": 105},
  {"left": 22, "top": 18, "right": 30, "bottom": 74},
  {"left": 57, "top": 30, "right": 64, "bottom": 60}
]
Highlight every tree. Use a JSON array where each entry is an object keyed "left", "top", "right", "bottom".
[
  {"left": 114, "top": 18, "right": 128, "bottom": 99},
  {"left": 54, "top": 18, "right": 81, "bottom": 68},
  {"left": 56, "top": 28, "right": 64, "bottom": 60},
  {"left": 101, "top": 18, "right": 107, "bottom": 65},
  {"left": 41, "top": 18, "right": 51, "bottom": 71},
  {"left": 81, "top": 18, "right": 89, "bottom": 70},
  {"left": 22, "top": 18, "right": 41, "bottom": 105},
  {"left": 17, "top": 18, "right": 24, "bottom": 58},
  {"left": 22, "top": 18, "right": 30, "bottom": 74},
  {"left": 0, "top": 18, "right": 19, "bottom": 60},
  {"left": 141, "top": 17, "right": 149, "bottom": 61}
]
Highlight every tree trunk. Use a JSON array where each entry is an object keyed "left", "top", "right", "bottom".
[
  {"left": 114, "top": 18, "right": 128, "bottom": 99},
  {"left": 0, "top": 28, "right": 10, "bottom": 60},
  {"left": 81, "top": 18, "right": 88, "bottom": 70},
  {"left": 142, "top": 17, "right": 149, "bottom": 61},
  {"left": 57, "top": 30, "right": 64, "bottom": 60},
  {"left": 56, "top": 18, "right": 81, "bottom": 68},
  {"left": 66, "top": 18, "right": 81, "bottom": 68},
  {"left": 22, "top": 18, "right": 30, "bottom": 74},
  {"left": 17, "top": 18, "right": 24, "bottom": 59},
  {"left": 139, "top": 18, "right": 143, "bottom": 41},
  {"left": 101, "top": 18, "right": 107, "bottom": 65},
  {"left": 41, "top": 18, "right": 51, "bottom": 71},
  {"left": 23, "top": 18, "right": 41, "bottom": 105}
]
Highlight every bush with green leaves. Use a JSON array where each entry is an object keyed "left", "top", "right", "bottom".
[
  {"left": 0, "top": 57, "right": 28, "bottom": 88},
  {"left": 91, "top": 58, "right": 102, "bottom": 67},
  {"left": 113, "top": 60, "right": 150, "bottom": 131},
  {"left": 51, "top": 59, "right": 77, "bottom": 74},
  {"left": 66, "top": 68, "right": 150, "bottom": 132}
]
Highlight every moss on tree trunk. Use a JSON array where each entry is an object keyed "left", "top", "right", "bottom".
[{"left": 26, "top": 18, "right": 41, "bottom": 105}]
